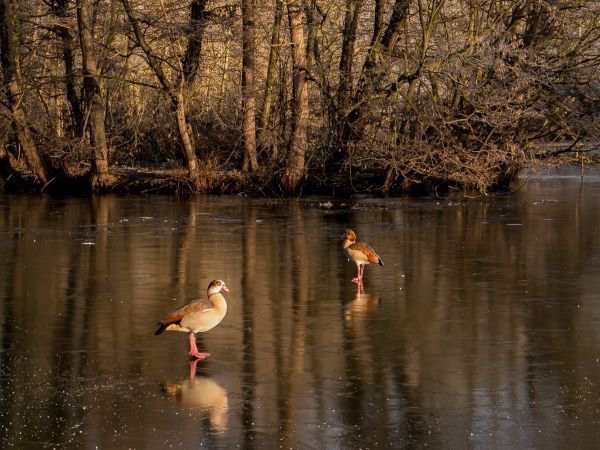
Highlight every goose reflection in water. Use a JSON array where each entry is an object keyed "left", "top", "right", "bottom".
[
  {"left": 344, "top": 289, "right": 379, "bottom": 322},
  {"left": 163, "top": 359, "right": 229, "bottom": 433}
]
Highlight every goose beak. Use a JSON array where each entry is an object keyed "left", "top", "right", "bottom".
[{"left": 222, "top": 285, "right": 230, "bottom": 293}]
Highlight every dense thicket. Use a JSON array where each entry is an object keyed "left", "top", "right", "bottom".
[{"left": 0, "top": 0, "right": 599, "bottom": 194}]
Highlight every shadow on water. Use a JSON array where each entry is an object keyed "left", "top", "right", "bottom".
[{"left": 1, "top": 168, "right": 600, "bottom": 447}]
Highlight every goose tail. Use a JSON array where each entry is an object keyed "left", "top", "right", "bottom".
[{"left": 154, "top": 322, "right": 166, "bottom": 335}]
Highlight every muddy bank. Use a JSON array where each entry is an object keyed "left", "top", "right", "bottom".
[{"left": 0, "top": 163, "right": 530, "bottom": 197}]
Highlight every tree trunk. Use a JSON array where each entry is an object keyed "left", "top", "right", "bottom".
[
  {"left": 59, "top": 26, "right": 84, "bottom": 137},
  {"left": 338, "top": 0, "right": 363, "bottom": 111},
  {"left": 282, "top": 0, "right": 309, "bottom": 192},
  {"left": 241, "top": 0, "right": 258, "bottom": 172},
  {"left": 51, "top": 0, "right": 83, "bottom": 137},
  {"left": 305, "top": 0, "right": 317, "bottom": 69},
  {"left": 182, "top": 0, "right": 208, "bottom": 84},
  {"left": 335, "top": 0, "right": 363, "bottom": 158},
  {"left": 76, "top": 0, "right": 112, "bottom": 190},
  {"left": 258, "top": 0, "right": 283, "bottom": 154},
  {"left": 0, "top": 0, "right": 49, "bottom": 186}
]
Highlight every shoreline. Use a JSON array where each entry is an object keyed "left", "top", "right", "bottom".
[{"left": 1, "top": 159, "right": 593, "bottom": 197}]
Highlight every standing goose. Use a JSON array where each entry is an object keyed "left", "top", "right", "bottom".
[
  {"left": 341, "top": 229, "right": 384, "bottom": 285},
  {"left": 155, "top": 279, "right": 230, "bottom": 360}
]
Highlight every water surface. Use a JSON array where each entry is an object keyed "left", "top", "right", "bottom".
[{"left": 1, "top": 167, "right": 600, "bottom": 448}]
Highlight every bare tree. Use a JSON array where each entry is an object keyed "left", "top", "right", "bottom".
[{"left": 0, "top": 0, "right": 49, "bottom": 185}]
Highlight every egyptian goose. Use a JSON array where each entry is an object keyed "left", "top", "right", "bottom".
[
  {"left": 341, "top": 229, "right": 383, "bottom": 284},
  {"left": 155, "top": 279, "right": 229, "bottom": 360}
]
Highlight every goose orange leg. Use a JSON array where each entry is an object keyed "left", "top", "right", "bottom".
[{"left": 189, "top": 333, "right": 210, "bottom": 360}]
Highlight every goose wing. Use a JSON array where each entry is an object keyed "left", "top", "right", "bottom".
[
  {"left": 350, "top": 241, "right": 383, "bottom": 265},
  {"left": 159, "top": 298, "right": 214, "bottom": 326}
]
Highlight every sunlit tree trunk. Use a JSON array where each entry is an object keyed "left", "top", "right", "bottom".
[
  {"left": 76, "top": 0, "right": 112, "bottom": 191},
  {"left": 0, "top": 0, "right": 49, "bottom": 186},
  {"left": 174, "top": 90, "right": 200, "bottom": 185},
  {"left": 258, "top": 0, "right": 283, "bottom": 155},
  {"left": 282, "top": 0, "right": 309, "bottom": 192},
  {"left": 241, "top": 0, "right": 258, "bottom": 172}
]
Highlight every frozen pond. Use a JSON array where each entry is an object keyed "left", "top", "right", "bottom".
[{"left": 1, "top": 167, "right": 600, "bottom": 448}]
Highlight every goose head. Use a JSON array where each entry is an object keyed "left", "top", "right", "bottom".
[
  {"left": 341, "top": 229, "right": 357, "bottom": 243},
  {"left": 207, "top": 279, "right": 229, "bottom": 296}
]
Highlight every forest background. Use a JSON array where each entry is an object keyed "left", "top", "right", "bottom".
[{"left": 0, "top": 0, "right": 599, "bottom": 195}]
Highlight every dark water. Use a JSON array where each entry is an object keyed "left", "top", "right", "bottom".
[{"left": 1, "top": 167, "right": 600, "bottom": 448}]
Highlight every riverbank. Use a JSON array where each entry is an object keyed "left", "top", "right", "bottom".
[
  {"left": 0, "top": 165, "right": 497, "bottom": 196},
  {"left": 0, "top": 151, "right": 593, "bottom": 197}
]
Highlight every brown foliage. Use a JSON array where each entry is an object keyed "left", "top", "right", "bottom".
[{"left": 0, "top": 0, "right": 598, "bottom": 194}]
